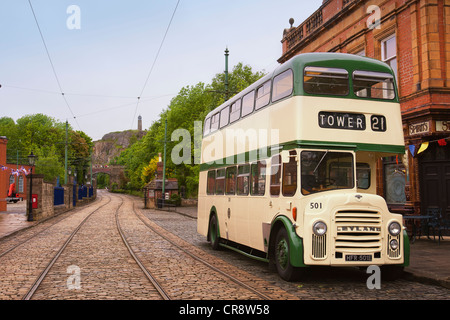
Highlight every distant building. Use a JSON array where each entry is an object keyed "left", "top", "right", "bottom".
[
  {"left": 280, "top": 0, "right": 450, "bottom": 217},
  {"left": 143, "top": 153, "right": 178, "bottom": 208},
  {"left": 0, "top": 136, "right": 32, "bottom": 211}
]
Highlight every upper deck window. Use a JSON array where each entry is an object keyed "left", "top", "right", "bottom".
[
  {"left": 204, "top": 117, "right": 211, "bottom": 136},
  {"left": 230, "top": 99, "right": 241, "bottom": 123},
  {"left": 273, "top": 69, "right": 293, "bottom": 102},
  {"left": 303, "top": 66, "right": 349, "bottom": 96},
  {"left": 220, "top": 106, "right": 230, "bottom": 128},
  {"left": 255, "top": 81, "right": 271, "bottom": 110},
  {"left": 241, "top": 90, "right": 255, "bottom": 117},
  {"left": 353, "top": 71, "right": 395, "bottom": 100},
  {"left": 210, "top": 113, "right": 220, "bottom": 133}
]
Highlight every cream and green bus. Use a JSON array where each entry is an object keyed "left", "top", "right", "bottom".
[{"left": 197, "top": 53, "right": 409, "bottom": 281}]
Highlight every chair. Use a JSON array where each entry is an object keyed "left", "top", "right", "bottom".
[
  {"left": 426, "top": 208, "right": 442, "bottom": 241},
  {"left": 437, "top": 215, "right": 450, "bottom": 245}
]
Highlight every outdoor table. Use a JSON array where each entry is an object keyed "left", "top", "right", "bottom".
[{"left": 403, "top": 215, "right": 433, "bottom": 243}]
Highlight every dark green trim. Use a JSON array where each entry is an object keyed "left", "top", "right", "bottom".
[
  {"left": 271, "top": 215, "right": 306, "bottom": 268},
  {"left": 291, "top": 53, "right": 399, "bottom": 103},
  {"left": 401, "top": 229, "right": 410, "bottom": 267},
  {"left": 219, "top": 243, "right": 269, "bottom": 263},
  {"left": 200, "top": 139, "right": 405, "bottom": 171}
]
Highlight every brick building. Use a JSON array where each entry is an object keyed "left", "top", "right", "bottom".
[
  {"left": 0, "top": 136, "right": 32, "bottom": 211},
  {"left": 280, "top": 0, "right": 450, "bottom": 217}
]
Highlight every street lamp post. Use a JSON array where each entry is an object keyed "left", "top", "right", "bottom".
[{"left": 27, "top": 152, "right": 36, "bottom": 222}]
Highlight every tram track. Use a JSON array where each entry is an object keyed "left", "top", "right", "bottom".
[
  {"left": 21, "top": 195, "right": 112, "bottom": 300},
  {"left": 2, "top": 192, "right": 289, "bottom": 300},
  {"left": 21, "top": 193, "right": 169, "bottom": 300},
  {"left": 0, "top": 195, "right": 107, "bottom": 259},
  {"left": 114, "top": 196, "right": 170, "bottom": 300},
  {"left": 118, "top": 195, "right": 274, "bottom": 300}
]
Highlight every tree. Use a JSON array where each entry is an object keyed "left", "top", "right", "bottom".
[
  {"left": 0, "top": 114, "right": 93, "bottom": 183},
  {"left": 117, "top": 62, "right": 265, "bottom": 197}
]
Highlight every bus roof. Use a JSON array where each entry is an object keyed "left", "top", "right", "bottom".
[{"left": 205, "top": 52, "right": 398, "bottom": 120}]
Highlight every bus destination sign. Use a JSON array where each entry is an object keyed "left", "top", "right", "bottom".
[
  {"left": 319, "top": 111, "right": 366, "bottom": 130},
  {"left": 319, "top": 112, "right": 387, "bottom": 132}
]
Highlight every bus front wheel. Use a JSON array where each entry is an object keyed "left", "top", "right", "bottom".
[
  {"left": 209, "top": 214, "right": 220, "bottom": 250},
  {"left": 274, "top": 227, "right": 300, "bottom": 281}
]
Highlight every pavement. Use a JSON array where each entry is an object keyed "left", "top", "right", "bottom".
[{"left": 1, "top": 202, "right": 449, "bottom": 290}]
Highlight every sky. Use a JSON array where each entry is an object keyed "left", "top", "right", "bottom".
[{"left": 1, "top": 0, "right": 322, "bottom": 141}]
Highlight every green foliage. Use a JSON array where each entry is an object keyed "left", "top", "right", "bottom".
[
  {"left": 117, "top": 62, "right": 266, "bottom": 197},
  {"left": 0, "top": 114, "right": 93, "bottom": 183},
  {"left": 96, "top": 172, "right": 110, "bottom": 189}
]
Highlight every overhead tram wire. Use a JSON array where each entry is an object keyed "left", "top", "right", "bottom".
[
  {"left": 131, "top": 0, "right": 181, "bottom": 129},
  {"left": 27, "top": 0, "right": 81, "bottom": 131}
]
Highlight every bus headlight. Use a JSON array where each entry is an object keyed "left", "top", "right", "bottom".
[
  {"left": 313, "top": 221, "right": 327, "bottom": 236},
  {"left": 390, "top": 239, "right": 399, "bottom": 250},
  {"left": 388, "top": 222, "right": 401, "bottom": 236}
]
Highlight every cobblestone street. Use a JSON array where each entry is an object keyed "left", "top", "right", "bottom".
[{"left": 0, "top": 190, "right": 448, "bottom": 301}]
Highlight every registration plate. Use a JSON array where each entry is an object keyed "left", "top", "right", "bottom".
[{"left": 345, "top": 254, "right": 372, "bottom": 262}]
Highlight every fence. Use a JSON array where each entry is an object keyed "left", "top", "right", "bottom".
[{"left": 54, "top": 187, "right": 65, "bottom": 206}]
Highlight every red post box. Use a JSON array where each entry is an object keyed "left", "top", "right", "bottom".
[{"left": 32, "top": 194, "right": 38, "bottom": 209}]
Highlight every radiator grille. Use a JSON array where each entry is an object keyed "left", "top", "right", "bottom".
[
  {"left": 335, "top": 210, "right": 382, "bottom": 253},
  {"left": 312, "top": 234, "right": 326, "bottom": 259}
]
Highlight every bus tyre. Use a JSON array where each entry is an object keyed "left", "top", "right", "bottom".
[
  {"left": 209, "top": 214, "right": 220, "bottom": 250},
  {"left": 274, "top": 227, "right": 299, "bottom": 281}
]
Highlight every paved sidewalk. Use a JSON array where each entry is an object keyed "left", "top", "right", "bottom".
[{"left": 1, "top": 204, "right": 449, "bottom": 290}]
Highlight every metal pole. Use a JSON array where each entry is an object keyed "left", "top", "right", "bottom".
[
  {"left": 27, "top": 157, "right": 34, "bottom": 222},
  {"left": 225, "top": 47, "right": 229, "bottom": 101},
  {"left": 162, "top": 118, "right": 167, "bottom": 204}
]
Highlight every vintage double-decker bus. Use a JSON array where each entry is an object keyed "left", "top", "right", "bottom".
[{"left": 197, "top": 53, "right": 409, "bottom": 281}]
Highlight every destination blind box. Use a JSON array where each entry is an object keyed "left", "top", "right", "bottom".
[{"left": 318, "top": 111, "right": 386, "bottom": 132}]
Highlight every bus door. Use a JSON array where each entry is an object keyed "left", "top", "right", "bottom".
[
  {"left": 225, "top": 166, "right": 250, "bottom": 246},
  {"left": 269, "top": 151, "right": 298, "bottom": 221}
]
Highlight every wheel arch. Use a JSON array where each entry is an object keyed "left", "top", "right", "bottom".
[
  {"left": 207, "top": 206, "right": 218, "bottom": 242},
  {"left": 268, "top": 215, "right": 306, "bottom": 268}
]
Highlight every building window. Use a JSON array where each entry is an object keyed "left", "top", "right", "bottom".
[
  {"left": 381, "top": 34, "right": 397, "bottom": 81},
  {"left": 18, "top": 176, "right": 24, "bottom": 193},
  {"left": 384, "top": 157, "right": 406, "bottom": 204}
]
